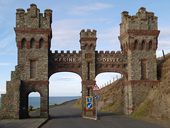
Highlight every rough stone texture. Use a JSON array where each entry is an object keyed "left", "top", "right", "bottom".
[
  {"left": 95, "top": 51, "right": 127, "bottom": 77},
  {"left": 0, "top": 4, "right": 52, "bottom": 119},
  {"left": 131, "top": 55, "right": 170, "bottom": 127},
  {"left": 80, "top": 29, "right": 97, "bottom": 118},
  {"left": 49, "top": 51, "right": 82, "bottom": 76},
  {"left": 149, "top": 55, "right": 170, "bottom": 119},
  {"left": 119, "top": 7, "right": 159, "bottom": 114},
  {"left": 0, "top": 5, "right": 160, "bottom": 119}
]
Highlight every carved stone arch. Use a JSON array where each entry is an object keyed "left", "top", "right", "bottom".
[
  {"left": 30, "top": 38, "right": 35, "bottom": 48},
  {"left": 148, "top": 40, "right": 153, "bottom": 50},
  {"left": 39, "top": 38, "right": 44, "bottom": 48},
  {"left": 27, "top": 90, "right": 42, "bottom": 99},
  {"left": 48, "top": 71, "right": 82, "bottom": 81},
  {"left": 141, "top": 40, "right": 145, "bottom": 50},
  {"left": 134, "top": 39, "right": 138, "bottom": 50},
  {"left": 83, "top": 44, "right": 88, "bottom": 50},
  {"left": 21, "top": 38, "right": 26, "bottom": 49}
]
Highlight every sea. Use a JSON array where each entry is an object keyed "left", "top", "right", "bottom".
[{"left": 0, "top": 96, "right": 80, "bottom": 108}]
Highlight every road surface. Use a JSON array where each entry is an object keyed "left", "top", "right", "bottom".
[{"left": 40, "top": 100, "right": 165, "bottom": 128}]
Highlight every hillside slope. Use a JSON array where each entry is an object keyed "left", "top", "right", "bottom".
[
  {"left": 132, "top": 55, "right": 170, "bottom": 126},
  {"left": 74, "top": 78, "right": 124, "bottom": 113},
  {"left": 97, "top": 78, "right": 124, "bottom": 113}
]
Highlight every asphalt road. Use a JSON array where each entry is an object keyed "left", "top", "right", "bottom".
[{"left": 40, "top": 101, "right": 166, "bottom": 128}]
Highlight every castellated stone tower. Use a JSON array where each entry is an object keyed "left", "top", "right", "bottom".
[
  {"left": 15, "top": 3, "right": 52, "bottom": 81},
  {"left": 1, "top": 4, "right": 52, "bottom": 119},
  {"left": 80, "top": 29, "right": 97, "bottom": 118},
  {"left": 119, "top": 7, "right": 160, "bottom": 114}
]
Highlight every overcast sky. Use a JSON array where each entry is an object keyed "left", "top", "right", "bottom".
[{"left": 0, "top": 0, "right": 170, "bottom": 96}]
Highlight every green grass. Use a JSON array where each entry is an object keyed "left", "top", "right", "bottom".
[{"left": 132, "top": 100, "right": 153, "bottom": 119}]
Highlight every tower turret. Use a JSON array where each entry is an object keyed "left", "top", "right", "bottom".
[
  {"left": 80, "top": 29, "right": 97, "bottom": 51},
  {"left": 119, "top": 7, "right": 160, "bottom": 80},
  {"left": 15, "top": 4, "right": 52, "bottom": 81},
  {"left": 14, "top": 4, "right": 52, "bottom": 118},
  {"left": 119, "top": 7, "right": 160, "bottom": 115},
  {"left": 80, "top": 29, "right": 97, "bottom": 119}
]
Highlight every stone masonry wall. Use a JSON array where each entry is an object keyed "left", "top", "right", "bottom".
[
  {"left": 127, "top": 50, "right": 157, "bottom": 80},
  {"left": 1, "top": 4, "right": 52, "bottom": 119},
  {"left": 119, "top": 7, "right": 160, "bottom": 114}
]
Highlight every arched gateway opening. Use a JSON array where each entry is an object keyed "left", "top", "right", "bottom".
[
  {"left": 49, "top": 72, "right": 81, "bottom": 117},
  {"left": 49, "top": 72, "right": 81, "bottom": 97},
  {"left": 95, "top": 73, "right": 124, "bottom": 114},
  {"left": 28, "top": 92, "right": 40, "bottom": 118},
  {"left": 0, "top": 4, "right": 160, "bottom": 119}
]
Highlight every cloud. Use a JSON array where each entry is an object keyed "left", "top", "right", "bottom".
[
  {"left": 157, "top": 27, "right": 170, "bottom": 56},
  {"left": 51, "top": 18, "right": 118, "bottom": 51},
  {"left": 0, "top": 62, "right": 11, "bottom": 66},
  {"left": 50, "top": 76, "right": 80, "bottom": 82},
  {"left": 49, "top": 72, "right": 81, "bottom": 83},
  {"left": 49, "top": 79, "right": 81, "bottom": 96},
  {"left": 70, "top": 2, "right": 113, "bottom": 15},
  {"left": 96, "top": 72, "right": 121, "bottom": 87},
  {"left": 97, "top": 27, "right": 120, "bottom": 51},
  {"left": 51, "top": 19, "right": 85, "bottom": 51},
  {"left": 0, "top": 33, "right": 16, "bottom": 55}
]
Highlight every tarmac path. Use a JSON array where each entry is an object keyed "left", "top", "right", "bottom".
[{"left": 41, "top": 100, "right": 166, "bottom": 128}]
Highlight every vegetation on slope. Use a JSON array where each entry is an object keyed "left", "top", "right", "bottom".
[
  {"left": 132, "top": 55, "right": 170, "bottom": 126},
  {"left": 97, "top": 78, "right": 124, "bottom": 113}
]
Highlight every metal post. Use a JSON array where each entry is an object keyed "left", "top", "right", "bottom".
[{"left": 95, "top": 97, "right": 98, "bottom": 120}]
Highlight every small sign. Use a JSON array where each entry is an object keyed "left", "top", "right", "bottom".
[
  {"left": 93, "top": 84, "right": 100, "bottom": 91},
  {"left": 94, "top": 95, "right": 99, "bottom": 99},
  {"left": 86, "top": 96, "right": 93, "bottom": 110}
]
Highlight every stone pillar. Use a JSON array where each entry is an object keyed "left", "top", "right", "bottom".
[
  {"left": 40, "top": 83, "right": 49, "bottom": 118},
  {"left": 80, "top": 29, "right": 97, "bottom": 119}
]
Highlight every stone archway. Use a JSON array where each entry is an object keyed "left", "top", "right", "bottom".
[
  {"left": 28, "top": 92, "right": 41, "bottom": 117},
  {"left": 49, "top": 72, "right": 82, "bottom": 96},
  {"left": 0, "top": 4, "right": 160, "bottom": 119}
]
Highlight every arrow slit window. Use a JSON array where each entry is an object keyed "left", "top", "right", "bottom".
[
  {"left": 141, "top": 59, "right": 147, "bottom": 80},
  {"left": 87, "top": 62, "right": 90, "bottom": 80},
  {"left": 30, "top": 60, "right": 37, "bottom": 79}
]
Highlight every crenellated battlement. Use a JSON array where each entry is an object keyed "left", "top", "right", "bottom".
[
  {"left": 119, "top": 7, "right": 160, "bottom": 53},
  {"left": 96, "top": 51, "right": 127, "bottom": 64},
  {"left": 52, "top": 50, "right": 82, "bottom": 63},
  {"left": 96, "top": 51, "right": 122, "bottom": 55},
  {"left": 53, "top": 50, "right": 82, "bottom": 54},
  {"left": 80, "top": 29, "right": 96, "bottom": 39},
  {"left": 16, "top": 3, "right": 52, "bottom": 29},
  {"left": 80, "top": 29, "right": 97, "bottom": 50},
  {"left": 120, "top": 7, "right": 158, "bottom": 35}
]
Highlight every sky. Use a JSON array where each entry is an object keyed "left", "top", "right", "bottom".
[{"left": 0, "top": 0, "right": 170, "bottom": 96}]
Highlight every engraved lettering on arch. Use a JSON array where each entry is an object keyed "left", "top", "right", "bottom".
[
  {"left": 54, "top": 57, "right": 79, "bottom": 62},
  {"left": 97, "top": 57, "right": 123, "bottom": 62}
]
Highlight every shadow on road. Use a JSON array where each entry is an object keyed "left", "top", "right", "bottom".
[
  {"left": 98, "top": 112, "right": 122, "bottom": 117},
  {"left": 49, "top": 112, "right": 122, "bottom": 120},
  {"left": 50, "top": 114, "right": 81, "bottom": 119}
]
